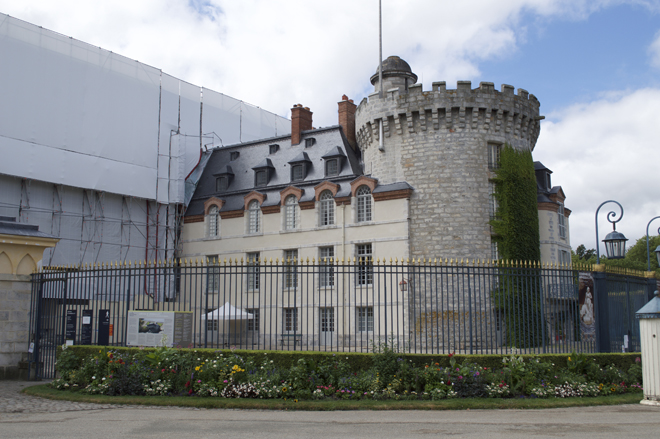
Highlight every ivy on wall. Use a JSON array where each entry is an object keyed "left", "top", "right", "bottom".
[
  {"left": 490, "top": 144, "right": 544, "bottom": 348},
  {"left": 490, "top": 144, "right": 540, "bottom": 262}
]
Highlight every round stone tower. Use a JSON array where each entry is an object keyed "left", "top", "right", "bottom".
[{"left": 355, "top": 56, "right": 542, "bottom": 260}]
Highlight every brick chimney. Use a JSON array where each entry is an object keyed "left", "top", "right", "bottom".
[
  {"left": 338, "top": 95, "right": 357, "bottom": 150},
  {"left": 291, "top": 104, "right": 313, "bottom": 146}
]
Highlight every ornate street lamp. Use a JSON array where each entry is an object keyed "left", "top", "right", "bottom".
[
  {"left": 646, "top": 216, "right": 660, "bottom": 271},
  {"left": 595, "top": 200, "right": 628, "bottom": 263}
]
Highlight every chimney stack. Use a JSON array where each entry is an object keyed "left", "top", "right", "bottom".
[
  {"left": 338, "top": 95, "right": 357, "bottom": 150},
  {"left": 291, "top": 104, "right": 313, "bottom": 146}
]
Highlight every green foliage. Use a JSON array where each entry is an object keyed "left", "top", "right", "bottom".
[{"left": 490, "top": 144, "right": 540, "bottom": 262}]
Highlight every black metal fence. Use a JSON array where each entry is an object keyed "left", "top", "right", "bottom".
[{"left": 27, "top": 259, "right": 655, "bottom": 379}]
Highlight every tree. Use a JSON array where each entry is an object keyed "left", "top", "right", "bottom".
[{"left": 575, "top": 244, "right": 596, "bottom": 261}]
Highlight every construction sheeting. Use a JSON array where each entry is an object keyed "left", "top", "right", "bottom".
[{"left": 0, "top": 13, "right": 290, "bottom": 207}]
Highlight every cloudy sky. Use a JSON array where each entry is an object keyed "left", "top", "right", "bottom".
[{"left": 1, "top": 0, "right": 659, "bottom": 257}]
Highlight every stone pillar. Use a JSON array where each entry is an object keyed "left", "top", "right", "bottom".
[{"left": 0, "top": 217, "right": 58, "bottom": 379}]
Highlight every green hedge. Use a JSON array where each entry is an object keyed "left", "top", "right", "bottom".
[{"left": 61, "top": 346, "right": 641, "bottom": 372}]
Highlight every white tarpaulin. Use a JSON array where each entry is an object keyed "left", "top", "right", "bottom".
[{"left": 203, "top": 302, "right": 254, "bottom": 321}]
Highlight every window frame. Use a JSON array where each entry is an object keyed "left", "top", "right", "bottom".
[
  {"left": 206, "top": 255, "right": 220, "bottom": 292},
  {"left": 246, "top": 308, "right": 260, "bottom": 331},
  {"left": 247, "top": 252, "right": 260, "bottom": 291},
  {"left": 291, "top": 164, "right": 305, "bottom": 182},
  {"left": 357, "top": 306, "right": 374, "bottom": 332},
  {"left": 283, "top": 307, "right": 298, "bottom": 332},
  {"left": 284, "top": 249, "right": 298, "bottom": 289},
  {"left": 255, "top": 170, "right": 268, "bottom": 187},
  {"left": 208, "top": 205, "right": 220, "bottom": 238},
  {"left": 248, "top": 200, "right": 261, "bottom": 234},
  {"left": 356, "top": 185, "right": 372, "bottom": 222},
  {"left": 488, "top": 143, "right": 501, "bottom": 170},
  {"left": 216, "top": 176, "right": 228, "bottom": 192},
  {"left": 356, "top": 243, "right": 373, "bottom": 286},
  {"left": 557, "top": 202, "right": 566, "bottom": 239},
  {"left": 319, "top": 190, "right": 335, "bottom": 226},
  {"left": 319, "top": 246, "right": 334, "bottom": 288},
  {"left": 284, "top": 195, "right": 298, "bottom": 230},
  {"left": 325, "top": 159, "right": 339, "bottom": 177}
]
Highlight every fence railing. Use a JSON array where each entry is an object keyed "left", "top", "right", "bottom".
[{"left": 29, "top": 258, "right": 626, "bottom": 378}]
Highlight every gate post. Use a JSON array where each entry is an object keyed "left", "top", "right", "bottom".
[{"left": 593, "top": 268, "right": 610, "bottom": 353}]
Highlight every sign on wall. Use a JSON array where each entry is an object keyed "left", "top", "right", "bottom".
[{"left": 126, "top": 311, "right": 193, "bottom": 347}]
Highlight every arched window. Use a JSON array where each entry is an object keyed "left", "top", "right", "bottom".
[
  {"left": 356, "top": 185, "right": 372, "bottom": 222},
  {"left": 248, "top": 200, "right": 261, "bottom": 234},
  {"left": 319, "top": 190, "right": 334, "bottom": 226},
  {"left": 208, "top": 205, "right": 220, "bottom": 237},
  {"left": 284, "top": 195, "right": 298, "bottom": 230}
]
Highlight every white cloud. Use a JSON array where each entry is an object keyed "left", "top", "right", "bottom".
[
  {"left": 648, "top": 30, "right": 660, "bottom": 69},
  {"left": 0, "top": 0, "right": 633, "bottom": 126},
  {"left": 534, "top": 89, "right": 660, "bottom": 255}
]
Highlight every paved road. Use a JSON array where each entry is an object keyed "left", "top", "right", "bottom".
[{"left": 1, "top": 381, "right": 659, "bottom": 438}]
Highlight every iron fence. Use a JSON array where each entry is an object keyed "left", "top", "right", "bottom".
[{"left": 29, "top": 259, "right": 616, "bottom": 379}]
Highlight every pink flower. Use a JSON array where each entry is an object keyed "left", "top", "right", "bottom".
[
  {"left": 197, "top": 380, "right": 201, "bottom": 383},
  {"left": 223, "top": 380, "right": 228, "bottom": 383}
]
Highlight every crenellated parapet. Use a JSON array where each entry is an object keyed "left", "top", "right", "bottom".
[{"left": 355, "top": 80, "right": 542, "bottom": 152}]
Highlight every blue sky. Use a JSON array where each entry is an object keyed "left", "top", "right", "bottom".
[{"left": 1, "top": 0, "right": 658, "bottom": 259}]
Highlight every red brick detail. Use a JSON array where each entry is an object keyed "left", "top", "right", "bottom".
[
  {"left": 335, "top": 196, "right": 351, "bottom": 206},
  {"left": 261, "top": 205, "right": 281, "bottom": 214},
  {"left": 350, "top": 176, "right": 378, "bottom": 197},
  {"left": 372, "top": 189, "right": 413, "bottom": 202},
  {"left": 280, "top": 186, "right": 304, "bottom": 202},
  {"left": 291, "top": 104, "right": 313, "bottom": 146},
  {"left": 338, "top": 95, "right": 357, "bottom": 150},
  {"left": 538, "top": 202, "right": 559, "bottom": 213},
  {"left": 220, "top": 210, "right": 244, "bottom": 219},
  {"left": 299, "top": 201, "right": 316, "bottom": 210},
  {"left": 244, "top": 191, "right": 266, "bottom": 210},
  {"left": 204, "top": 197, "right": 224, "bottom": 215},
  {"left": 184, "top": 215, "right": 204, "bottom": 224},
  {"left": 314, "top": 181, "right": 340, "bottom": 201}
]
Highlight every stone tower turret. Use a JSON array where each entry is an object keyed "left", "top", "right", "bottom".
[{"left": 355, "top": 56, "right": 543, "bottom": 260}]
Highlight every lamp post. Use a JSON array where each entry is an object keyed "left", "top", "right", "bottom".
[
  {"left": 646, "top": 216, "right": 660, "bottom": 271},
  {"left": 595, "top": 200, "right": 628, "bottom": 264}
]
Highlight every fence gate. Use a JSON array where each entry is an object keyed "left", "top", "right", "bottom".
[{"left": 28, "top": 272, "right": 67, "bottom": 380}]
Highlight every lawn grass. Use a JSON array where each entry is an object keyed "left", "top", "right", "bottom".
[{"left": 22, "top": 385, "right": 643, "bottom": 411}]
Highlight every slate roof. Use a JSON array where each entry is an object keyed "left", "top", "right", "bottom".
[
  {"left": 185, "top": 125, "right": 413, "bottom": 216},
  {"left": 0, "top": 217, "right": 58, "bottom": 239}
]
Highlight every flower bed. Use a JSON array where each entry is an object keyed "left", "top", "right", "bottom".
[{"left": 51, "top": 345, "right": 643, "bottom": 401}]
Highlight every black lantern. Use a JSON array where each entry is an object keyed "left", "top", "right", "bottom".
[
  {"left": 602, "top": 228, "right": 628, "bottom": 259},
  {"left": 655, "top": 245, "right": 660, "bottom": 267}
]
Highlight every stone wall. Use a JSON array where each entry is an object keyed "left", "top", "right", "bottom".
[
  {"left": 0, "top": 274, "right": 31, "bottom": 379},
  {"left": 355, "top": 81, "right": 541, "bottom": 261}
]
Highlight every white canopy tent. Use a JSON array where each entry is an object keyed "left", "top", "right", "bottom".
[{"left": 202, "top": 302, "right": 254, "bottom": 320}]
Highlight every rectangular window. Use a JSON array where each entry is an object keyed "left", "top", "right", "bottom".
[
  {"left": 320, "top": 307, "right": 335, "bottom": 332},
  {"left": 305, "top": 138, "right": 315, "bottom": 148},
  {"left": 558, "top": 203, "right": 566, "bottom": 239},
  {"left": 491, "top": 241, "right": 499, "bottom": 261},
  {"left": 319, "top": 246, "right": 334, "bottom": 287},
  {"left": 207, "top": 320, "right": 218, "bottom": 331},
  {"left": 488, "top": 182, "right": 498, "bottom": 220},
  {"left": 230, "top": 151, "right": 240, "bottom": 161},
  {"left": 216, "top": 176, "right": 228, "bottom": 192},
  {"left": 269, "top": 144, "right": 279, "bottom": 154},
  {"left": 356, "top": 244, "right": 373, "bottom": 286},
  {"left": 560, "top": 250, "right": 571, "bottom": 266},
  {"left": 357, "top": 306, "right": 374, "bottom": 332},
  {"left": 284, "top": 249, "right": 298, "bottom": 288},
  {"left": 246, "top": 308, "right": 260, "bottom": 331},
  {"left": 255, "top": 170, "right": 267, "bottom": 187},
  {"left": 283, "top": 307, "right": 298, "bottom": 332},
  {"left": 292, "top": 164, "right": 304, "bottom": 181},
  {"left": 488, "top": 143, "right": 501, "bottom": 170},
  {"left": 326, "top": 159, "right": 338, "bottom": 176},
  {"left": 247, "top": 252, "right": 260, "bottom": 290},
  {"left": 207, "top": 255, "right": 219, "bottom": 292}
]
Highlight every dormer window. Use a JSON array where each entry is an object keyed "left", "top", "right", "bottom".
[
  {"left": 326, "top": 159, "right": 338, "bottom": 176},
  {"left": 269, "top": 144, "right": 279, "bottom": 154},
  {"left": 322, "top": 146, "right": 346, "bottom": 177},
  {"left": 305, "top": 138, "right": 315, "bottom": 148},
  {"left": 288, "top": 152, "right": 311, "bottom": 183},
  {"left": 255, "top": 170, "right": 267, "bottom": 187},
  {"left": 252, "top": 158, "right": 274, "bottom": 188},
  {"left": 292, "top": 165, "right": 304, "bottom": 182},
  {"left": 230, "top": 151, "right": 240, "bottom": 161},
  {"left": 216, "top": 176, "right": 228, "bottom": 192}
]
